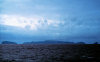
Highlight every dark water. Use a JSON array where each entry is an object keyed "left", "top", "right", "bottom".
[{"left": 0, "top": 44, "right": 100, "bottom": 62}]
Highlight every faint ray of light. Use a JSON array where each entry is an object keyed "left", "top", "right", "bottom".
[
  {"left": 0, "top": 14, "right": 40, "bottom": 30},
  {"left": 0, "top": 14, "right": 63, "bottom": 31}
]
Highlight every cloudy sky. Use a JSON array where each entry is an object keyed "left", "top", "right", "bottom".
[{"left": 0, "top": 0, "right": 100, "bottom": 43}]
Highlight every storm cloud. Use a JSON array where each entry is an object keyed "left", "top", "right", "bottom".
[{"left": 0, "top": 0, "right": 100, "bottom": 43}]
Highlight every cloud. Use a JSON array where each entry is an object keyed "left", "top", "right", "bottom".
[
  {"left": 0, "top": 14, "right": 100, "bottom": 37},
  {"left": 0, "top": 0, "right": 100, "bottom": 43},
  {"left": 0, "top": 14, "right": 63, "bottom": 31}
]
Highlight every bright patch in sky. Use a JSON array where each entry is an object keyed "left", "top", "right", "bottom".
[{"left": 0, "top": 14, "right": 62, "bottom": 30}]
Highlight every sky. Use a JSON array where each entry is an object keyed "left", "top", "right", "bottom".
[{"left": 0, "top": 0, "right": 100, "bottom": 44}]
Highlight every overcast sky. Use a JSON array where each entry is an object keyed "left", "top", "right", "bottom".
[{"left": 0, "top": 0, "right": 100, "bottom": 43}]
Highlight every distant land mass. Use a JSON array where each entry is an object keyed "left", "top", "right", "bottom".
[
  {"left": 23, "top": 40, "right": 85, "bottom": 44},
  {"left": 2, "top": 41, "right": 17, "bottom": 44},
  {"left": 0, "top": 40, "right": 87, "bottom": 44}
]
